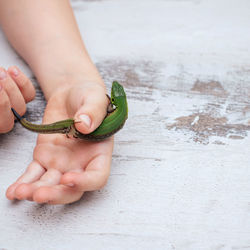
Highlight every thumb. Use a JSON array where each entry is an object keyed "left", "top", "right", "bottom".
[{"left": 74, "top": 91, "right": 109, "bottom": 134}]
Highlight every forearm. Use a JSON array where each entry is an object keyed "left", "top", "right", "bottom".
[{"left": 0, "top": 0, "right": 103, "bottom": 100}]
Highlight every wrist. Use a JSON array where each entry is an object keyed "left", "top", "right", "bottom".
[{"left": 35, "top": 59, "right": 105, "bottom": 100}]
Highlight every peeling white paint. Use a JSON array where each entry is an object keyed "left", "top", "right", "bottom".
[
  {"left": 0, "top": 0, "right": 250, "bottom": 250},
  {"left": 191, "top": 115, "right": 200, "bottom": 126}
]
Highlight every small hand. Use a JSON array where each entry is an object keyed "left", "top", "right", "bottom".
[
  {"left": 0, "top": 66, "right": 35, "bottom": 133},
  {"left": 6, "top": 82, "right": 114, "bottom": 204}
]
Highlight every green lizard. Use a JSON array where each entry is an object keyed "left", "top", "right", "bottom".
[{"left": 11, "top": 81, "right": 128, "bottom": 141}]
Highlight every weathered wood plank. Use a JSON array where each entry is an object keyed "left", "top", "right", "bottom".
[{"left": 0, "top": 0, "right": 250, "bottom": 249}]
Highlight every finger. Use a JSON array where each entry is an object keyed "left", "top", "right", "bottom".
[
  {"left": 60, "top": 154, "right": 111, "bottom": 191},
  {"left": 8, "top": 66, "right": 36, "bottom": 103},
  {"left": 0, "top": 67, "right": 26, "bottom": 116},
  {"left": 72, "top": 84, "right": 109, "bottom": 134},
  {"left": 6, "top": 161, "right": 45, "bottom": 200},
  {"left": 33, "top": 185, "right": 84, "bottom": 204},
  {"left": 14, "top": 168, "right": 61, "bottom": 201},
  {"left": 0, "top": 86, "right": 13, "bottom": 133}
]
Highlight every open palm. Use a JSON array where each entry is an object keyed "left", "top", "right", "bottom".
[{"left": 6, "top": 82, "right": 114, "bottom": 204}]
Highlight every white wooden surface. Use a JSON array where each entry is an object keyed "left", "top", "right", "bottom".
[{"left": 1, "top": 0, "right": 250, "bottom": 249}]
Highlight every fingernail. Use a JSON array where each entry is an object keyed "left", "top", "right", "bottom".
[
  {"left": 0, "top": 69, "right": 7, "bottom": 80},
  {"left": 11, "top": 67, "right": 19, "bottom": 77},
  {"left": 66, "top": 183, "right": 75, "bottom": 187},
  {"left": 78, "top": 114, "right": 91, "bottom": 128}
]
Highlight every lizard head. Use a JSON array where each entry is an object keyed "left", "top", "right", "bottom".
[{"left": 111, "top": 81, "right": 126, "bottom": 105}]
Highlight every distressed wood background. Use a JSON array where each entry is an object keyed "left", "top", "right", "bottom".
[{"left": 0, "top": 0, "right": 250, "bottom": 249}]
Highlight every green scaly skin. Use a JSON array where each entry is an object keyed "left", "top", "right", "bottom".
[{"left": 11, "top": 81, "right": 128, "bottom": 141}]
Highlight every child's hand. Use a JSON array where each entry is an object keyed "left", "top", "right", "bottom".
[
  {"left": 6, "top": 81, "right": 113, "bottom": 204},
  {"left": 0, "top": 66, "right": 36, "bottom": 133},
  {"left": 1, "top": 0, "right": 116, "bottom": 205}
]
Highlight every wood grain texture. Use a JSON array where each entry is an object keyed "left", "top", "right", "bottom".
[{"left": 0, "top": 0, "right": 250, "bottom": 249}]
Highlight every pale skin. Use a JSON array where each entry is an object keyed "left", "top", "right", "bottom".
[{"left": 0, "top": 0, "right": 113, "bottom": 204}]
